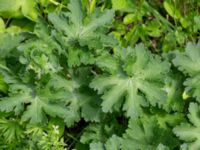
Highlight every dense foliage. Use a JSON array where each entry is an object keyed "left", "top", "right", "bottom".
[{"left": 0, "top": 0, "right": 200, "bottom": 149}]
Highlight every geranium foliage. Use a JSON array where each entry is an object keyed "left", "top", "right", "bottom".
[{"left": 0, "top": 0, "right": 200, "bottom": 149}]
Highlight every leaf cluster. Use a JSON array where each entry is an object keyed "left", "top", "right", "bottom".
[{"left": 0, "top": 0, "right": 199, "bottom": 149}]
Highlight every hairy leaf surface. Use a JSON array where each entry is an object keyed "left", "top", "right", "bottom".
[
  {"left": 174, "top": 102, "right": 200, "bottom": 150},
  {"left": 173, "top": 42, "right": 200, "bottom": 102},
  {"left": 90, "top": 44, "right": 170, "bottom": 118}
]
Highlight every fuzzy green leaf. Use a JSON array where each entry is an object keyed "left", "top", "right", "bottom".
[
  {"left": 122, "top": 117, "right": 179, "bottom": 150},
  {"left": 0, "top": 33, "right": 24, "bottom": 58},
  {"left": 0, "top": 74, "right": 81, "bottom": 126},
  {"left": 173, "top": 42, "right": 200, "bottom": 102},
  {"left": 90, "top": 44, "right": 170, "bottom": 118},
  {"left": 163, "top": 73, "right": 184, "bottom": 112},
  {"left": 173, "top": 42, "right": 200, "bottom": 76},
  {"left": 48, "top": 0, "right": 114, "bottom": 48},
  {"left": 174, "top": 102, "right": 200, "bottom": 150},
  {"left": 47, "top": 0, "right": 116, "bottom": 67},
  {"left": 89, "top": 135, "right": 122, "bottom": 150}
]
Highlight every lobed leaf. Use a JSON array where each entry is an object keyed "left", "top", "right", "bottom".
[
  {"left": 173, "top": 102, "right": 200, "bottom": 150},
  {"left": 90, "top": 44, "right": 170, "bottom": 118}
]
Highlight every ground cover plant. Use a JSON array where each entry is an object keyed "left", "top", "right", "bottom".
[{"left": 0, "top": 0, "right": 200, "bottom": 149}]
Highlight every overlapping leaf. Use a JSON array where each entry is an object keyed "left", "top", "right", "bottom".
[
  {"left": 89, "top": 135, "right": 122, "bottom": 150},
  {"left": 0, "top": 64, "right": 102, "bottom": 126},
  {"left": 173, "top": 42, "right": 200, "bottom": 76},
  {"left": 173, "top": 42, "right": 200, "bottom": 101},
  {"left": 48, "top": 0, "right": 114, "bottom": 48},
  {"left": 173, "top": 102, "right": 200, "bottom": 150},
  {"left": 18, "top": 20, "right": 63, "bottom": 78},
  {"left": 163, "top": 73, "right": 184, "bottom": 112},
  {"left": 0, "top": 118, "right": 23, "bottom": 143},
  {"left": 121, "top": 117, "right": 179, "bottom": 150},
  {"left": 0, "top": 75, "right": 78, "bottom": 126},
  {"left": 0, "top": 33, "right": 25, "bottom": 59},
  {"left": 48, "top": 0, "right": 116, "bottom": 67},
  {"left": 0, "top": 0, "right": 38, "bottom": 21},
  {"left": 90, "top": 44, "right": 170, "bottom": 118}
]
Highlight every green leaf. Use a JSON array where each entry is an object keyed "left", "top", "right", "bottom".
[
  {"left": 123, "top": 13, "right": 137, "bottom": 25},
  {"left": 155, "top": 112, "right": 185, "bottom": 129},
  {"left": 89, "top": 135, "right": 121, "bottom": 150},
  {"left": 184, "top": 74, "right": 200, "bottom": 102},
  {"left": 0, "top": 33, "right": 25, "bottom": 58},
  {"left": 90, "top": 142, "right": 104, "bottom": 150},
  {"left": 194, "top": 16, "right": 200, "bottom": 31},
  {"left": 18, "top": 39, "right": 62, "bottom": 78},
  {"left": 20, "top": 0, "right": 38, "bottom": 21},
  {"left": 90, "top": 44, "right": 170, "bottom": 118},
  {"left": 80, "top": 115, "right": 125, "bottom": 146},
  {"left": 156, "top": 144, "right": 170, "bottom": 150},
  {"left": 0, "top": 17, "right": 5, "bottom": 31},
  {"left": 48, "top": 74, "right": 102, "bottom": 123},
  {"left": 48, "top": 0, "right": 114, "bottom": 48},
  {"left": 0, "top": 118, "right": 24, "bottom": 143},
  {"left": 122, "top": 117, "right": 179, "bottom": 150},
  {"left": 0, "top": 70, "right": 101, "bottom": 127},
  {"left": 163, "top": 73, "right": 184, "bottom": 112},
  {"left": 81, "top": 93, "right": 102, "bottom": 122},
  {"left": 0, "top": 74, "right": 8, "bottom": 93},
  {"left": 95, "top": 52, "right": 119, "bottom": 74},
  {"left": 173, "top": 102, "right": 200, "bottom": 150},
  {"left": 145, "top": 20, "right": 163, "bottom": 37},
  {"left": 80, "top": 124, "right": 102, "bottom": 144},
  {"left": 0, "top": 93, "right": 30, "bottom": 115},
  {"left": 173, "top": 42, "right": 200, "bottom": 75},
  {"left": 105, "top": 135, "right": 122, "bottom": 150},
  {"left": 111, "top": 0, "right": 135, "bottom": 12},
  {"left": 0, "top": 0, "right": 38, "bottom": 21},
  {"left": 68, "top": 0, "right": 84, "bottom": 29},
  {"left": 0, "top": 74, "right": 82, "bottom": 126},
  {"left": 10, "top": 18, "right": 35, "bottom": 31},
  {"left": 173, "top": 42, "right": 200, "bottom": 102},
  {"left": 164, "top": 0, "right": 181, "bottom": 19},
  {"left": 0, "top": 0, "right": 22, "bottom": 18},
  {"left": 48, "top": 0, "right": 116, "bottom": 67},
  {"left": 67, "top": 47, "right": 95, "bottom": 67}
]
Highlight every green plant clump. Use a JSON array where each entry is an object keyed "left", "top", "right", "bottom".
[{"left": 0, "top": 0, "right": 199, "bottom": 149}]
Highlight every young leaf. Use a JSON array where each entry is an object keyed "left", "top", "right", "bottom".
[
  {"left": 47, "top": 0, "right": 116, "bottom": 67},
  {"left": 48, "top": 0, "right": 114, "bottom": 48}
]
